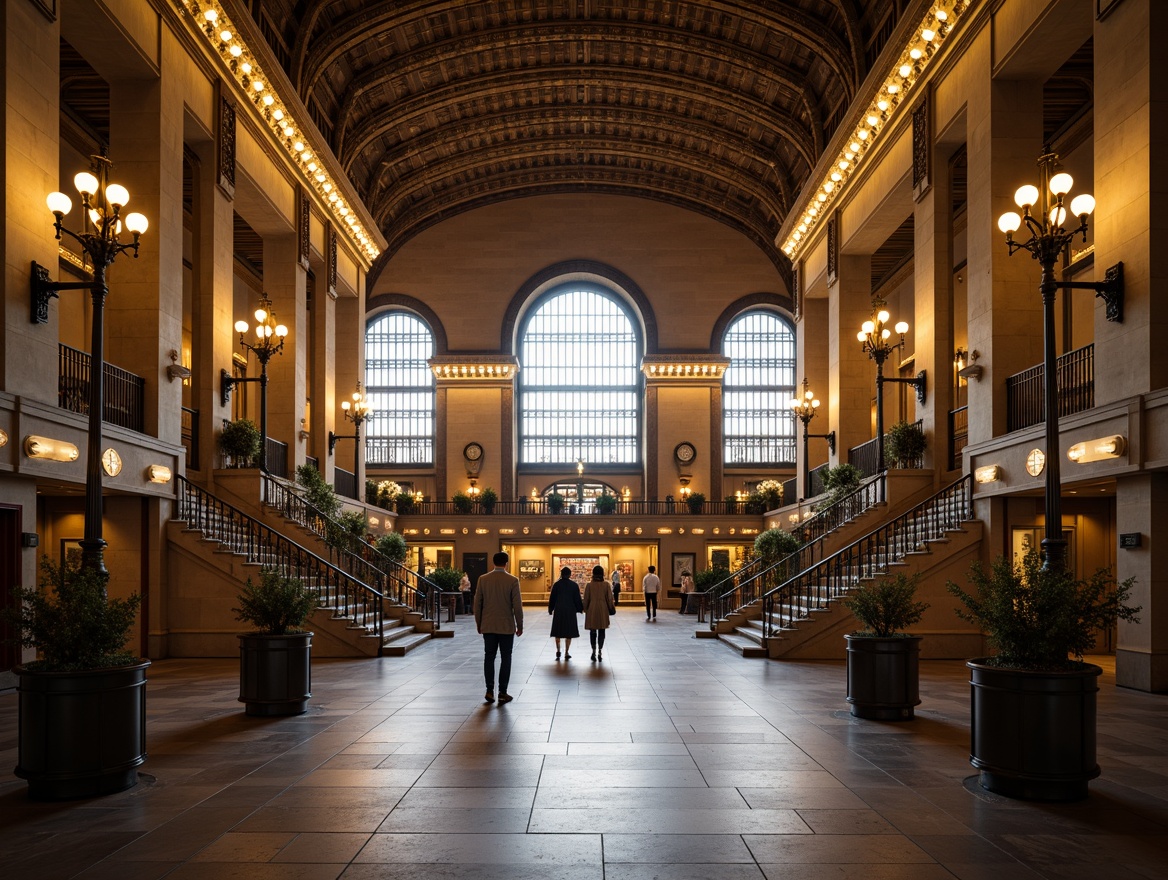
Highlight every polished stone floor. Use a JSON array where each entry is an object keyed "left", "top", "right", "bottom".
[{"left": 2, "top": 609, "right": 1166, "bottom": 880}]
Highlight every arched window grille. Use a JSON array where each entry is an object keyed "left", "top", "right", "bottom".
[
  {"left": 519, "top": 286, "right": 641, "bottom": 464},
  {"left": 364, "top": 311, "right": 434, "bottom": 465},
  {"left": 722, "top": 310, "right": 797, "bottom": 465}
]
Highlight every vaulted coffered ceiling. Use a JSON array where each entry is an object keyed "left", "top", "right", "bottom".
[{"left": 241, "top": 0, "right": 913, "bottom": 277}]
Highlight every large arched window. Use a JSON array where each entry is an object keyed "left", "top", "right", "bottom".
[
  {"left": 722, "top": 310, "right": 796, "bottom": 465},
  {"left": 364, "top": 311, "right": 434, "bottom": 465},
  {"left": 519, "top": 286, "right": 641, "bottom": 464}
]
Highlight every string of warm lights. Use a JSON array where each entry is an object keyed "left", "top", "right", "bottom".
[
  {"left": 643, "top": 362, "right": 729, "bottom": 378},
  {"left": 781, "top": 0, "right": 973, "bottom": 260},
  {"left": 431, "top": 363, "right": 517, "bottom": 380},
  {"left": 182, "top": 1, "right": 381, "bottom": 265}
]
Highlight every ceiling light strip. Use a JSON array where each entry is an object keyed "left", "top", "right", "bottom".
[
  {"left": 181, "top": 1, "right": 381, "bottom": 264},
  {"left": 781, "top": 0, "right": 973, "bottom": 260}
]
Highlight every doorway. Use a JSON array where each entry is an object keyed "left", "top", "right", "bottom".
[{"left": 0, "top": 506, "right": 22, "bottom": 672}]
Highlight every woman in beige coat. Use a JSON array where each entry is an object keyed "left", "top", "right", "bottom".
[{"left": 582, "top": 564, "right": 616, "bottom": 661}]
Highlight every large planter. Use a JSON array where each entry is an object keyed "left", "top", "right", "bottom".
[
  {"left": 845, "top": 635, "right": 921, "bottom": 720},
  {"left": 238, "top": 632, "right": 313, "bottom": 716},
  {"left": 15, "top": 660, "right": 150, "bottom": 801},
  {"left": 967, "top": 659, "right": 1100, "bottom": 801}
]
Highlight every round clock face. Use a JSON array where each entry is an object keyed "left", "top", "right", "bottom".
[
  {"left": 102, "top": 447, "right": 122, "bottom": 476},
  {"left": 1026, "top": 448, "right": 1046, "bottom": 477},
  {"left": 675, "top": 442, "right": 696, "bottom": 464},
  {"left": 464, "top": 442, "right": 483, "bottom": 462}
]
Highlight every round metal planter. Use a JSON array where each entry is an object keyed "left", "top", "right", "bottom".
[
  {"left": 967, "top": 659, "right": 1101, "bottom": 801},
  {"left": 238, "top": 632, "right": 313, "bottom": 717},
  {"left": 845, "top": 634, "right": 921, "bottom": 720},
  {"left": 15, "top": 660, "right": 150, "bottom": 801}
]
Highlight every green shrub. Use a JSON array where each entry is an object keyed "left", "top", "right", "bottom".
[
  {"left": 428, "top": 565, "right": 465, "bottom": 594},
  {"left": 686, "top": 491, "right": 706, "bottom": 514},
  {"left": 219, "top": 419, "right": 261, "bottom": 468},
  {"left": 547, "top": 492, "right": 565, "bottom": 514},
  {"left": 394, "top": 491, "right": 415, "bottom": 514},
  {"left": 695, "top": 566, "right": 731, "bottom": 593},
  {"left": 327, "top": 509, "right": 369, "bottom": 554},
  {"left": 595, "top": 492, "right": 617, "bottom": 514},
  {"left": 375, "top": 531, "right": 408, "bottom": 563},
  {"left": 947, "top": 552, "right": 1140, "bottom": 671},
  {"left": 233, "top": 568, "right": 319, "bottom": 636},
  {"left": 296, "top": 462, "right": 340, "bottom": 518},
  {"left": 754, "top": 527, "right": 801, "bottom": 562},
  {"left": 886, "top": 421, "right": 927, "bottom": 468},
  {"left": 452, "top": 491, "right": 473, "bottom": 514},
  {"left": 843, "top": 572, "right": 929, "bottom": 637},
  {"left": 480, "top": 487, "right": 498, "bottom": 511},
  {"left": 8, "top": 557, "right": 141, "bottom": 672}
]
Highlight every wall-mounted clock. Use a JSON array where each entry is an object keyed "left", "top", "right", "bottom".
[
  {"left": 464, "top": 442, "right": 483, "bottom": 462},
  {"left": 1025, "top": 448, "right": 1046, "bottom": 477},
  {"left": 102, "top": 447, "right": 123, "bottom": 476},
  {"left": 674, "top": 442, "right": 696, "bottom": 465}
]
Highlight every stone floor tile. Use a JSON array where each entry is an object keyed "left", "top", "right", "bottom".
[{"left": 600, "top": 832, "right": 756, "bottom": 862}]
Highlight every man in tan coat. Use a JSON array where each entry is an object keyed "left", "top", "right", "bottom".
[{"left": 472, "top": 551, "right": 524, "bottom": 703}]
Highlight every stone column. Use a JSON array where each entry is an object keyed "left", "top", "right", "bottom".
[
  {"left": 263, "top": 235, "right": 307, "bottom": 477},
  {"left": 830, "top": 253, "right": 874, "bottom": 462}
]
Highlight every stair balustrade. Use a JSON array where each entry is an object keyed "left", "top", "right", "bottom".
[
  {"left": 260, "top": 475, "right": 441, "bottom": 627},
  {"left": 758, "top": 475, "right": 973, "bottom": 639},
  {"left": 175, "top": 476, "right": 390, "bottom": 652},
  {"left": 706, "top": 473, "right": 886, "bottom": 629}
]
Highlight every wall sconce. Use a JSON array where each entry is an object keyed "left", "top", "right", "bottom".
[
  {"left": 957, "top": 349, "right": 983, "bottom": 381},
  {"left": 147, "top": 464, "right": 173, "bottom": 483},
  {"left": 166, "top": 349, "right": 191, "bottom": 383},
  {"left": 789, "top": 513, "right": 801, "bottom": 524},
  {"left": 299, "top": 418, "right": 310, "bottom": 441},
  {"left": 24, "top": 435, "right": 80, "bottom": 462},
  {"left": 621, "top": 485, "right": 631, "bottom": 500},
  {"left": 974, "top": 464, "right": 1001, "bottom": 484},
  {"left": 1067, "top": 435, "right": 1126, "bottom": 463},
  {"left": 0, "top": 428, "right": 7, "bottom": 448},
  {"left": 531, "top": 487, "right": 539, "bottom": 500}
]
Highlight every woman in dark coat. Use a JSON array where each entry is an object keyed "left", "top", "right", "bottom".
[
  {"left": 548, "top": 567, "right": 583, "bottom": 660},
  {"left": 583, "top": 564, "right": 616, "bottom": 662}
]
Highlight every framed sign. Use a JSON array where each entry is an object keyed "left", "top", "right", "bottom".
[
  {"left": 518, "top": 559, "right": 545, "bottom": 580},
  {"left": 672, "top": 552, "right": 695, "bottom": 587}
]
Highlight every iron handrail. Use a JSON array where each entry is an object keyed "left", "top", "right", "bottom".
[
  {"left": 759, "top": 475, "right": 973, "bottom": 639},
  {"left": 261, "top": 475, "right": 441, "bottom": 626},
  {"left": 705, "top": 473, "right": 885, "bottom": 630},
  {"left": 175, "top": 475, "right": 389, "bottom": 652}
]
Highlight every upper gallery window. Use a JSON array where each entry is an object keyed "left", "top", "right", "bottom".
[
  {"left": 722, "top": 310, "right": 796, "bottom": 466},
  {"left": 519, "top": 285, "right": 641, "bottom": 465},
  {"left": 364, "top": 311, "right": 435, "bottom": 466}
]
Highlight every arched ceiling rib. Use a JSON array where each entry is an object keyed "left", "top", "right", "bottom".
[{"left": 248, "top": 0, "right": 909, "bottom": 276}]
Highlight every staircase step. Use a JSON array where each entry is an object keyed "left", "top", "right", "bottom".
[
  {"left": 717, "top": 632, "right": 767, "bottom": 658},
  {"left": 381, "top": 631, "right": 432, "bottom": 656}
]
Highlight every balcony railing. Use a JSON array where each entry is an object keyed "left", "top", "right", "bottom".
[
  {"left": 1006, "top": 343, "right": 1094, "bottom": 432},
  {"left": 181, "top": 406, "right": 200, "bottom": 471},
  {"left": 396, "top": 499, "right": 760, "bottom": 517},
  {"left": 948, "top": 405, "right": 968, "bottom": 471},
  {"left": 807, "top": 462, "right": 828, "bottom": 498},
  {"left": 58, "top": 343, "right": 146, "bottom": 433},
  {"left": 265, "top": 437, "right": 288, "bottom": 479},
  {"left": 847, "top": 419, "right": 924, "bottom": 474},
  {"left": 335, "top": 466, "right": 358, "bottom": 499}
]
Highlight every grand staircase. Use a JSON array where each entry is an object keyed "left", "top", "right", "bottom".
[
  {"left": 169, "top": 476, "right": 442, "bottom": 657},
  {"left": 706, "top": 475, "right": 982, "bottom": 660}
]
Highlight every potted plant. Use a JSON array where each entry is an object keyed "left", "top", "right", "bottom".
[
  {"left": 547, "top": 492, "right": 566, "bottom": 515},
  {"left": 219, "top": 418, "right": 261, "bottom": 468},
  {"left": 841, "top": 572, "right": 929, "bottom": 720},
  {"left": 885, "top": 420, "right": 927, "bottom": 468},
  {"left": 479, "top": 486, "right": 498, "bottom": 513},
  {"left": 395, "top": 491, "right": 416, "bottom": 514},
  {"left": 753, "top": 527, "right": 801, "bottom": 590},
  {"left": 744, "top": 491, "right": 766, "bottom": 514},
  {"left": 756, "top": 479, "right": 783, "bottom": 510},
  {"left": 595, "top": 492, "right": 617, "bottom": 514},
  {"left": 452, "top": 491, "right": 474, "bottom": 514},
  {"left": 685, "top": 491, "right": 706, "bottom": 514},
  {"left": 8, "top": 557, "right": 148, "bottom": 800},
  {"left": 375, "top": 531, "right": 409, "bottom": 563},
  {"left": 947, "top": 552, "right": 1140, "bottom": 801},
  {"left": 234, "top": 567, "right": 319, "bottom": 717}
]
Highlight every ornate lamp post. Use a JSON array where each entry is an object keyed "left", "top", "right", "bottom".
[
  {"left": 220, "top": 293, "right": 288, "bottom": 473},
  {"left": 788, "top": 378, "right": 836, "bottom": 497},
  {"left": 997, "top": 147, "right": 1124, "bottom": 572},
  {"left": 857, "top": 298, "right": 926, "bottom": 475},
  {"left": 32, "top": 154, "right": 148, "bottom": 575},
  {"left": 329, "top": 381, "right": 374, "bottom": 485}
]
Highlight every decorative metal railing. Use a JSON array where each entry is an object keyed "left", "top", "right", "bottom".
[
  {"left": 261, "top": 474, "right": 440, "bottom": 626},
  {"left": 335, "top": 466, "right": 358, "bottom": 500},
  {"left": 807, "top": 462, "right": 829, "bottom": 498},
  {"left": 1006, "top": 343, "right": 1094, "bottom": 432},
  {"left": 175, "top": 476, "right": 389, "bottom": 652},
  {"left": 265, "top": 437, "right": 289, "bottom": 479},
  {"left": 758, "top": 475, "right": 973, "bottom": 639},
  {"left": 706, "top": 473, "right": 885, "bottom": 629},
  {"left": 58, "top": 343, "right": 146, "bottom": 432},
  {"left": 847, "top": 419, "right": 924, "bottom": 474},
  {"left": 397, "top": 499, "right": 759, "bottom": 517}
]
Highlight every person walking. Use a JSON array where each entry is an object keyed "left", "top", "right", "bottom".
[
  {"left": 583, "top": 564, "right": 615, "bottom": 661},
  {"left": 459, "top": 571, "right": 472, "bottom": 615},
  {"left": 642, "top": 564, "right": 661, "bottom": 620},
  {"left": 473, "top": 551, "right": 523, "bottom": 704},
  {"left": 679, "top": 570, "right": 695, "bottom": 614},
  {"left": 548, "top": 566, "right": 583, "bottom": 660},
  {"left": 610, "top": 567, "right": 622, "bottom": 606}
]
